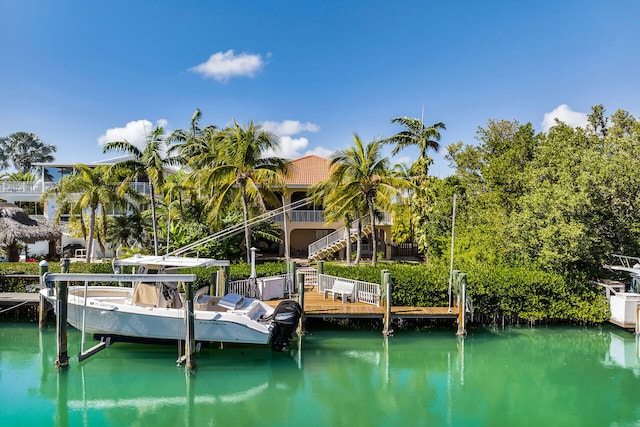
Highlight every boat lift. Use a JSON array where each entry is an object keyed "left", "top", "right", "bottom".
[{"left": 43, "top": 273, "right": 197, "bottom": 366}]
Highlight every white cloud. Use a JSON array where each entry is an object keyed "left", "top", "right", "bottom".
[
  {"left": 189, "top": 50, "right": 265, "bottom": 82},
  {"left": 97, "top": 119, "right": 168, "bottom": 147},
  {"left": 258, "top": 119, "right": 329, "bottom": 159},
  {"left": 260, "top": 120, "right": 320, "bottom": 136},
  {"left": 305, "top": 146, "right": 335, "bottom": 158},
  {"left": 264, "top": 137, "right": 335, "bottom": 160},
  {"left": 264, "top": 136, "right": 310, "bottom": 159},
  {"left": 541, "top": 104, "right": 588, "bottom": 132}
]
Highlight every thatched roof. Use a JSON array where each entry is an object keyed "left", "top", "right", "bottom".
[{"left": 0, "top": 202, "right": 61, "bottom": 245}]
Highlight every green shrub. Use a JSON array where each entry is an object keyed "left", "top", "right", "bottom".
[{"left": 322, "top": 260, "right": 609, "bottom": 324}]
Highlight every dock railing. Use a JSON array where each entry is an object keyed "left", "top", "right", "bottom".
[
  {"left": 228, "top": 273, "right": 294, "bottom": 299},
  {"left": 317, "top": 273, "right": 380, "bottom": 306},
  {"left": 612, "top": 254, "right": 640, "bottom": 269}
]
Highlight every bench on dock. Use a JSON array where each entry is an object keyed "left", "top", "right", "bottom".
[{"left": 324, "top": 280, "right": 355, "bottom": 304}]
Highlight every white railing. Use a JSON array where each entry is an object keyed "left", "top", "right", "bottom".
[
  {"left": 298, "top": 267, "right": 317, "bottom": 288},
  {"left": 270, "top": 210, "right": 325, "bottom": 223},
  {"left": 129, "top": 182, "right": 151, "bottom": 196},
  {"left": 378, "top": 211, "right": 393, "bottom": 225},
  {"left": 0, "top": 181, "right": 150, "bottom": 196},
  {"left": 0, "top": 181, "right": 55, "bottom": 193},
  {"left": 228, "top": 278, "right": 257, "bottom": 298},
  {"left": 612, "top": 254, "right": 640, "bottom": 268},
  {"left": 228, "top": 273, "right": 295, "bottom": 299},
  {"left": 308, "top": 227, "right": 349, "bottom": 256},
  {"left": 317, "top": 273, "right": 380, "bottom": 306}
]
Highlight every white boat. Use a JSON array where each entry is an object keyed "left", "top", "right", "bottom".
[
  {"left": 40, "top": 255, "right": 302, "bottom": 350},
  {"left": 601, "top": 254, "right": 640, "bottom": 330}
]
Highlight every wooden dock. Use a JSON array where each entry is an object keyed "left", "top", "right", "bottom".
[
  {"left": 265, "top": 285, "right": 458, "bottom": 320},
  {"left": 0, "top": 292, "right": 39, "bottom": 307},
  {"left": 1, "top": 287, "right": 458, "bottom": 323}
]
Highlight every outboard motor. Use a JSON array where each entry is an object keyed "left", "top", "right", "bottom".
[{"left": 270, "top": 300, "right": 302, "bottom": 352}]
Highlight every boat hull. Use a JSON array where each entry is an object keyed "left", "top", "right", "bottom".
[{"left": 42, "top": 286, "right": 274, "bottom": 345}]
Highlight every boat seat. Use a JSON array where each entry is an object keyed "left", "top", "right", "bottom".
[{"left": 132, "top": 282, "right": 159, "bottom": 307}]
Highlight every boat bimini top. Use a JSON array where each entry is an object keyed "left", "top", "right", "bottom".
[{"left": 113, "top": 255, "right": 230, "bottom": 274}]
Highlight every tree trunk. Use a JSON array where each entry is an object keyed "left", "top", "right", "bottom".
[
  {"left": 7, "top": 242, "right": 19, "bottom": 262},
  {"left": 150, "top": 184, "right": 159, "bottom": 256},
  {"left": 368, "top": 197, "right": 377, "bottom": 267},
  {"left": 86, "top": 209, "right": 96, "bottom": 263},
  {"left": 241, "top": 185, "right": 252, "bottom": 263},
  {"left": 355, "top": 220, "right": 362, "bottom": 265},
  {"left": 345, "top": 221, "right": 352, "bottom": 266}
]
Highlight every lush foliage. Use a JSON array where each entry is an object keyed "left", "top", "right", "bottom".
[
  {"left": 415, "top": 106, "right": 640, "bottom": 274},
  {"left": 0, "top": 261, "right": 288, "bottom": 293},
  {"left": 0, "top": 132, "right": 56, "bottom": 173},
  {"left": 323, "top": 261, "right": 609, "bottom": 323}
]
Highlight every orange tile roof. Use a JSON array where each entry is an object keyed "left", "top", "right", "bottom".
[{"left": 286, "top": 155, "right": 331, "bottom": 186}]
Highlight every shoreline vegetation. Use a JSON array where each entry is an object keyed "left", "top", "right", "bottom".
[
  {"left": 0, "top": 260, "right": 610, "bottom": 326},
  {"left": 4, "top": 104, "right": 640, "bottom": 328}
]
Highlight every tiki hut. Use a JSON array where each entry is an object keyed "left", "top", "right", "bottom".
[{"left": 0, "top": 202, "right": 61, "bottom": 262}]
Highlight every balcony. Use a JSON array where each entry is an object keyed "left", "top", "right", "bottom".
[
  {"left": 0, "top": 181, "right": 151, "bottom": 197},
  {"left": 270, "top": 210, "right": 393, "bottom": 225},
  {"left": 271, "top": 210, "right": 326, "bottom": 223},
  {"left": 0, "top": 181, "right": 56, "bottom": 193}
]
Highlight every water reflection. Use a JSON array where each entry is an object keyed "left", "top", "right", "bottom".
[
  {"left": 4, "top": 323, "right": 640, "bottom": 427},
  {"left": 604, "top": 330, "right": 640, "bottom": 376},
  {"left": 28, "top": 328, "right": 303, "bottom": 427}
]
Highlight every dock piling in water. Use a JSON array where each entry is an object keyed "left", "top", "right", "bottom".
[
  {"left": 38, "top": 260, "right": 49, "bottom": 328},
  {"left": 55, "top": 278, "right": 69, "bottom": 368},
  {"left": 297, "top": 271, "right": 306, "bottom": 335},
  {"left": 184, "top": 280, "right": 196, "bottom": 371},
  {"left": 383, "top": 272, "right": 393, "bottom": 336}
]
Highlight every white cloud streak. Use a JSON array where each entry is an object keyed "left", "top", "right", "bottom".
[
  {"left": 189, "top": 50, "right": 265, "bottom": 82},
  {"left": 259, "top": 119, "right": 334, "bottom": 159},
  {"left": 97, "top": 119, "right": 168, "bottom": 147},
  {"left": 260, "top": 120, "right": 319, "bottom": 136},
  {"left": 541, "top": 104, "right": 588, "bottom": 132}
]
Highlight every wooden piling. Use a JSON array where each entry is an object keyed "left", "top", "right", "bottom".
[
  {"left": 380, "top": 269, "right": 389, "bottom": 306},
  {"left": 184, "top": 281, "right": 196, "bottom": 371},
  {"left": 382, "top": 272, "right": 393, "bottom": 336},
  {"left": 209, "top": 271, "right": 216, "bottom": 296},
  {"left": 55, "top": 279, "right": 69, "bottom": 368},
  {"left": 456, "top": 273, "right": 467, "bottom": 336},
  {"left": 223, "top": 265, "right": 230, "bottom": 293},
  {"left": 297, "top": 271, "right": 306, "bottom": 334},
  {"left": 55, "top": 259, "right": 70, "bottom": 368},
  {"left": 38, "top": 260, "right": 49, "bottom": 328}
]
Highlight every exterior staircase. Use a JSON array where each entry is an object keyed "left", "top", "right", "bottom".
[{"left": 308, "top": 224, "right": 373, "bottom": 261}]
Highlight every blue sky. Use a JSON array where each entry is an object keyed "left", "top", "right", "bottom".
[{"left": 1, "top": 0, "right": 639, "bottom": 177}]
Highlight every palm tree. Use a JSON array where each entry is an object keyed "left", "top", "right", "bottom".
[
  {"left": 106, "top": 210, "right": 147, "bottom": 249},
  {"left": 191, "top": 120, "right": 290, "bottom": 263},
  {"left": 329, "top": 134, "right": 411, "bottom": 266},
  {"left": 392, "top": 162, "right": 418, "bottom": 244},
  {"left": 46, "top": 164, "right": 127, "bottom": 262},
  {"left": 168, "top": 108, "right": 218, "bottom": 169},
  {"left": 0, "top": 132, "right": 56, "bottom": 173},
  {"left": 103, "top": 127, "right": 172, "bottom": 255},
  {"left": 384, "top": 116, "right": 446, "bottom": 159},
  {"left": 309, "top": 178, "right": 366, "bottom": 265}
]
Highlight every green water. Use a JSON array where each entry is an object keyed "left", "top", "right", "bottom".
[{"left": 1, "top": 323, "right": 639, "bottom": 427}]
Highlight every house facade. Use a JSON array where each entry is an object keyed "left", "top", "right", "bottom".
[
  {"left": 272, "top": 155, "right": 393, "bottom": 260},
  {"left": 0, "top": 155, "right": 394, "bottom": 260}
]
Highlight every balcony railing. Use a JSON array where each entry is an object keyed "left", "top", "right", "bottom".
[
  {"left": 270, "top": 210, "right": 393, "bottom": 225},
  {"left": 0, "top": 181, "right": 151, "bottom": 196},
  {"left": 271, "top": 210, "right": 326, "bottom": 223},
  {"left": 0, "top": 181, "right": 56, "bottom": 193}
]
